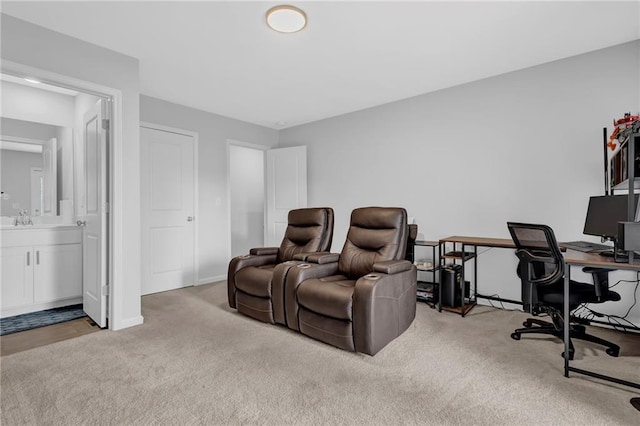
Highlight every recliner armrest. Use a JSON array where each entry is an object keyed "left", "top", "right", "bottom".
[
  {"left": 352, "top": 266, "right": 417, "bottom": 355},
  {"left": 250, "top": 247, "right": 279, "bottom": 256},
  {"left": 304, "top": 252, "right": 340, "bottom": 264},
  {"left": 373, "top": 260, "right": 412, "bottom": 275},
  {"left": 292, "top": 252, "right": 339, "bottom": 263}
]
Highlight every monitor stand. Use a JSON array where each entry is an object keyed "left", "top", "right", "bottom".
[{"left": 598, "top": 241, "right": 630, "bottom": 263}]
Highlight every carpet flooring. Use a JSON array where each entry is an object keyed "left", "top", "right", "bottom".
[
  {"left": 0, "top": 304, "right": 86, "bottom": 336},
  {"left": 1, "top": 281, "right": 639, "bottom": 425}
]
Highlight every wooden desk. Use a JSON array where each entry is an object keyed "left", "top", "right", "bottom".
[
  {"left": 440, "top": 236, "right": 515, "bottom": 249},
  {"left": 563, "top": 249, "right": 640, "bottom": 389},
  {"left": 439, "top": 236, "right": 519, "bottom": 315},
  {"left": 440, "top": 236, "right": 639, "bottom": 389}
]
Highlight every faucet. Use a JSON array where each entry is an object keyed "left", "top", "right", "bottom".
[{"left": 14, "top": 210, "right": 33, "bottom": 226}]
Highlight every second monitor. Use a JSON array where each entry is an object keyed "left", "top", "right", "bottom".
[{"left": 583, "top": 194, "right": 639, "bottom": 241}]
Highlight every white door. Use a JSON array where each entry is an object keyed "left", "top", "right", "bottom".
[
  {"left": 42, "top": 137, "right": 57, "bottom": 216},
  {"left": 141, "top": 126, "right": 195, "bottom": 295},
  {"left": 81, "top": 99, "right": 108, "bottom": 328},
  {"left": 265, "top": 146, "right": 307, "bottom": 246}
]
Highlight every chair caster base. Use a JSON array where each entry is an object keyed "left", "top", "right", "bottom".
[
  {"left": 561, "top": 350, "right": 575, "bottom": 361},
  {"left": 511, "top": 332, "right": 521, "bottom": 341}
]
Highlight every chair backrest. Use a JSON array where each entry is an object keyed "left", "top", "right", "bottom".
[
  {"left": 338, "top": 207, "right": 408, "bottom": 279},
  {"left": 277, "top": 207, "right": 334, "bottom": 263},
  {"left": 507, "top": 222, "right": 564, "bottom": 313},
  {"left": 405, "top": 224, "right": 418, "bottom": 263}
]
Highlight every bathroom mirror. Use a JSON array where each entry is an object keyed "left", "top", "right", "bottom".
[{"left": 0, "top": 117, "right": 73, "bottom": 218}]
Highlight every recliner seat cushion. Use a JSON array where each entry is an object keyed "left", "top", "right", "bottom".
[
  {"left": 296, "top": 275, "right": 355, "bottom": 320},
  {"left": 235, "top": 264, "right": 276, "bottom": 297}
]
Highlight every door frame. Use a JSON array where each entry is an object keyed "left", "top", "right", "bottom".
[
  {"left": 141, "top": 122, "right": 200, "bottom": 289},
  {"left": 1, "top": 60, "right": 124, "bottom": 330},
  {"left": 30, "top": 167, "right": 44, "bottom": 217},
  {"left": 226, "top": 139, "right": 269, "bottom": 261}
]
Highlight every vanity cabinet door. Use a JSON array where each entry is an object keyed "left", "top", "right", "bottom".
[
  {"left": 33, "top": 244, "right": 82, "bottom": 303},
  {"left": 1, "top": 247, "right": 34, "bottom": 310}
]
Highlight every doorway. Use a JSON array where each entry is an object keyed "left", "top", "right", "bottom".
[
  {"left": 228, "top": 142, "right": 265, "bottom": 257},
  {"left": 227, "top": 143, "right": 308, "bottom": 257},
  {"left": 0, "top": 70, "right": 113, "bottom": 332}
]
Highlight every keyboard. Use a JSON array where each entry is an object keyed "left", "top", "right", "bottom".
[{"left": 560, "top": 241, "right": 613, "bottom": 253}]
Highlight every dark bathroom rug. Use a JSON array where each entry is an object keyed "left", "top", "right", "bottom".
[{"left": 0, "top": 304, "right": 87, "bottom": 336}]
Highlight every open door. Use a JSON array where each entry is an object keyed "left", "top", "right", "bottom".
[
  {"left": 42, "top": 137, "right": 57, "bottom": 216},
  {"left": 30, "top": 167, "right": 43, "bottom": 217},
  {"left": 265, "top": 146, "right": 307, "bottom": 246},
  {"left": 79, "top": 99, "right": 108, "bottom": 328}
]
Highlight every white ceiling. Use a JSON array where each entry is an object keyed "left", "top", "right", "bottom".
[{"left": 2, "top": 1, "right": 639, "bottom": 129}]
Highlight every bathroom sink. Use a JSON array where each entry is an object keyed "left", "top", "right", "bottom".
[{"left": 1, "top": 224, "right": 77, "bottom": 230}]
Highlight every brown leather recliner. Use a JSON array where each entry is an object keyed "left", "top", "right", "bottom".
[
  {"left": 227, "top": 207, "right": 334, "bottom": 325},
  {"left": 283, "top": 207, "right": 417, "bottom": 355}
]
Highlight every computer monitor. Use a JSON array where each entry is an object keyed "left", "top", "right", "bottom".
[{"left": 583, "top": 194, "right": 639, "bottom": 240}]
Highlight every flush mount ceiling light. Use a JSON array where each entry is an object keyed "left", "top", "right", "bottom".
[{"left": 266, "top": 5, "right": 307, "bottom": 33}]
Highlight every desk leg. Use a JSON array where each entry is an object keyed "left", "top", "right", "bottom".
[{"left": 564, "top": 263, "right": 571, "bottom": 377}]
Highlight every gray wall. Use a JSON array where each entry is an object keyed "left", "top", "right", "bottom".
[
  {"left": 279, "top": 41, "right": 640, "bottom": 323},
  {"left": 1, "top": 13, "right": 142, "bottom": 329},
  {"left": 1, "top": 117, "right": 59, "bottom": 140},
  {"left": 140, "top": 95, "right": 279, "bottom": 282}
]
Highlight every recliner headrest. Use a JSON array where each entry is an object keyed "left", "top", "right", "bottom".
[
  {"left": 338, "top": 207, "right": 408, "bottom": 278},
  {"left": 277, "top": 207, "right": 334, "bottom": 262}
]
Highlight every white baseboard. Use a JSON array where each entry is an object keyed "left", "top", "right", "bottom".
[
  {"left": 111, "top": 315, "right": 144, "bottom": 331},
  {"left": 198, "top": 275, "right": 226, "bottom": 285}
]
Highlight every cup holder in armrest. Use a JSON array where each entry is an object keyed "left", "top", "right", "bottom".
[
  {"left": 240, "top": 254, "right": 252, "bottom": 259},
  {"left": 364, "top": 274, "right": 380, "bottom": 280},
  {"left": 297, "top": 263, "right": 311, "bottom": 269}
]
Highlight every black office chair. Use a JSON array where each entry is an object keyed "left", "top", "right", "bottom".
[{"left": 507, "top": 222, "right": 621, "bottom": 360}]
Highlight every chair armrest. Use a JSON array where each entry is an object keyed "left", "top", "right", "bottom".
[
  {"left": 582, "top": 267, "right": 613, "bottom": 301},
  {"left": 582, "top": 267, "right": 613, "bottom": 274},
  {"left": 305, "top": 252, "right": 340, "bottom": 264},
  {"left": 227, "top": 253, "right": 277, "bottom": 308},
  {"left": 293, "top": 252, "right": 339, "bottom": 263},
  {"left": 250, "top": 247, "right": 279, "bottom": 256},
  {"left": 284, "top": 261, "right": 340, "bottom": 330},
  {"left": 373, "top": 260, "right": 412, "bottom": 275},
  {"left": 516, "top": 249, "right": 562, "bottom": 286},
  {"left": 353, "top": 266, "right": 417, "bottom": 355}
]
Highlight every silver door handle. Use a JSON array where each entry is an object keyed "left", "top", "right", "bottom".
[
  {"left": 36, "top": 251, "right": 40, "bottom": 265},
  {"left": 77, "top": 220, "right": 86, "bottom": 227},
  {"left": 26, "top": 251, "right": 30, "bottom": 266},
  {"left": 187, "top": 216, "right": 194, "bottom": 222}
]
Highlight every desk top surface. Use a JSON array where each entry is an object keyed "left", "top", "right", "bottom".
[
  {"left": 439, "top": 235, "right": 640, "bottom": 270},
  {"left": 440, "top": 235, "right": 515, "bottom": 248},
  {"left": 563, "top": 249, "right": 640, "bottom": 270}
]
